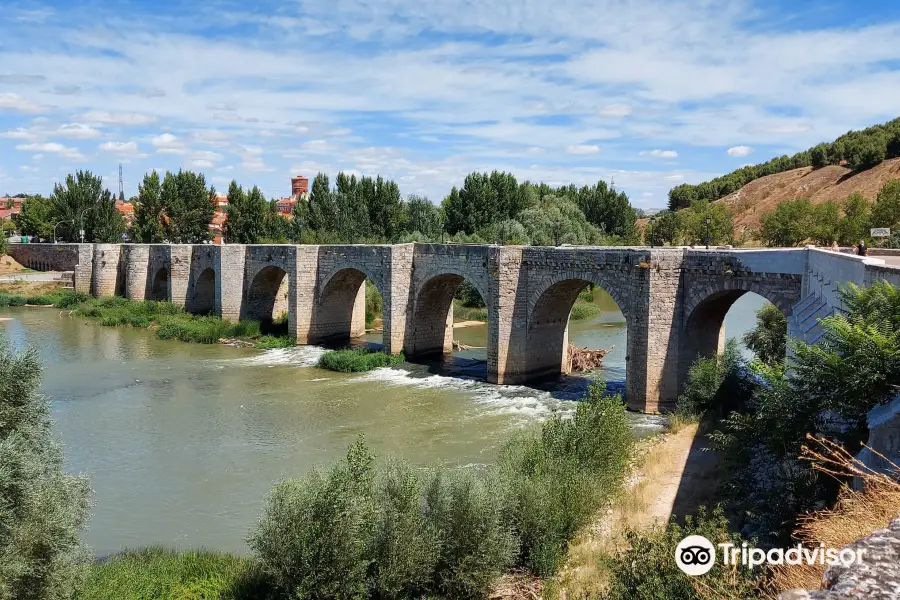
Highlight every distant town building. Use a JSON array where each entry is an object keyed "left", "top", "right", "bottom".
[{"left": 0, "top": 197, "right": 24, "bottom": 221}]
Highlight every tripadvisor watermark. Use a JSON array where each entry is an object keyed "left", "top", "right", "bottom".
[{"left": 674, "top": 535, "right": 865, "bottom": 576}]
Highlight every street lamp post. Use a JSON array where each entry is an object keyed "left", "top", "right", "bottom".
[
  {"left": 649, "top": 216, "right": 656, "bottom": 248},
  {"left": 78, "top": 207, "right": 93, "bottom": 243},
  {"left": 53, "top": 220, "right": 73, "bottom": 244},
  {"left": 705, "top": 214, "right": 711, "bottom": 249}
]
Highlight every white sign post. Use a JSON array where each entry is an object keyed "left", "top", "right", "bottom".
[{"left": 871, "top": 227, "right": 891, "bottom": 238}]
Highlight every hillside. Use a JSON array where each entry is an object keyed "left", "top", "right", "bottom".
[{"left": 718, "top": 157, "right": 900, "bottom": 234}]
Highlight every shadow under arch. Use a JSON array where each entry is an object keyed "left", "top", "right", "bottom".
[
  {"left": 245, "top": 265, "right": 288, "bottom": 324},
  {"left": 679, "top": 285, "right": 792, "bottom": 394},
  {"left": 405, "top": 272, "right": 490, "bottom": 358},
  {"left": 149, "top": 267, "right": 169, "bottom": 301},
  {"left": 311, "top": 267, "right": 384, "bottom": 346},
  {"left": 189, "top": 267, "right": 216, "bottom": 315},
  {"left": 525, "top": 275, "right": 630, "bottom": 383}
]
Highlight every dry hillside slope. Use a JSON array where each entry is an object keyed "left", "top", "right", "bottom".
[{"left": 718, "top": 157, "right": 900, "bottom": 234}]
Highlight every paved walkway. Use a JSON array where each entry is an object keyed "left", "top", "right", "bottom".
[{"left": 0, "top": 271, "right": 72, "bottom": 283}]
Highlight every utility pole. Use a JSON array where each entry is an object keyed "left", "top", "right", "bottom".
[{"left": 118, "top": 164, "right": 124, "bottom": 201}]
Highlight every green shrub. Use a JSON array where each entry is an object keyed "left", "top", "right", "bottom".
[
  {"left": 370, "top": 459, "right": 441, "bottom": 598},
  {"left": 254, "top": 335, "right": 295, "bottom": 349},
  {"left": 156, "top": 316, "right": 230, "bottom": 344},
  {"left": 0, "top": 293, "right": 26, "bottom": 307},
  {"left": 577, "top": 286, "right": 594, "bottom": 303},
  {"left": 499, "top": 384, "right": 634, "bottom": 575},
  {"left": 604, "top": 507, "right": 760, "bottom": 600},
  {"left": 422, "top": 469, "right": 517, "bottom": 598},
  {"left": 0, "top": 343, "right": 91, "bottom": 600},
  {"left": 53, "top": 291, "right": 91, "bottom": 308},
  {"left": 24, "top": 294, "right": 62, "bottom": 306},
  {"left": 78, "top": 547, "right": 272, "bottom": 600},
  {"left": 742, "top": 302, "right": 786, "bottom": 366},
  {"left": 452, "top": 301, "right": 489, "bottom": 322},
  {"left": 455, "top": 280, "right": 485, "bottom": 308},
  {"left": 318, "top": 348, "right": 405, "bottom": 372},
  {"left": 674, "top": 339, "right": 751, "bottom": 420},
  {"left": 249, "top": 438, "right": 377, "bottom": 600},
  {"left": 365, "top": 279, "right": 383, "bottom": 326},
  {"left": 569, "top": 302, "right": 602, "bottom": 321}
]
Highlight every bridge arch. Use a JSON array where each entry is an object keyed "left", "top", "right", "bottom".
[
  {"left": 311, "top": 265, "right": 386, "bottom": 345},
  {"left": 679, "top": 279, "right": 798, "bottom": 392},
  {"left": 149, "top": 267, "right": 169, "bottom": 301},
  {"left": 406, "top": 269, "right": 491, "bottom": 357},
  {"left": 523, "top": 272, "right": 631, "bottom": 381},
  {"left": 189, "top": 267, "right": 216, "bottom": 315},
  {"left": 245, "top": 265, "right": 289, "bottom": 324}
]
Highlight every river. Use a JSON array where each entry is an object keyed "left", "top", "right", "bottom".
[{"left": 0, "top": 290, "right": 763, "bottom": 556}]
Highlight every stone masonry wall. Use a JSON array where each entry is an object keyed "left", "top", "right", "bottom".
[
  {"left": 8, "top": 243, "right": 92, "bottom": 292},
  {"left": 51, "top": 242, "right": 889, "bottom": 413}
]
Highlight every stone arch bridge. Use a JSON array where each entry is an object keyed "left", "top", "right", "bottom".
[{"left": 12, "top": 242, "right": 899, "bottom": 413}]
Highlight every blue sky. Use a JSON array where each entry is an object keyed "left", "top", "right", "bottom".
[{"left": 1, "top": 0, "right": 900, "bottom": 208}]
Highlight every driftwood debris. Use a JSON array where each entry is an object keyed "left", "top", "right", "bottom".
[
  {"left": 452, "top": 340, "right": 487, "bottom": 351},
  {"left": 565, "top": 343, "right": 614, "bottom": 373}
]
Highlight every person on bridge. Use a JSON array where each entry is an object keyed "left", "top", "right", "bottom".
[{"left": 857, "top": 239, "right": 869, "bottom": 256}]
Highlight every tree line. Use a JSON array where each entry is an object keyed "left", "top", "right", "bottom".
[
  {"left": 759, "top": 179, "right": 900, "bottom": 247},
  {"left": 11, "top": 169, "right": 645, "bottom": 247},
  {"left": 668, "top": 117, "right": 900, "bottom": 211}
]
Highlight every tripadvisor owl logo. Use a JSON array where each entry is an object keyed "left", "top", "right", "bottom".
[{"left": 675, "top": 535, "right": 716, "bottom": 576}]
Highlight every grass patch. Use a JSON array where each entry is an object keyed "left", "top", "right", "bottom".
[
  {"left": 254, "top": 335, "right": 296, "bottom": 349},
  {"left": 452, "top": 299, "right": 488, "bottom": 322},
  {"left": 24, "top": 293, "right": 63, "bottom": 306},
  {"left": 77, "top": 547, "right": 274, "bottom": 600},
  {"left": 53, "top": 292, "right": 273, "bottom": 346},
  {"left": 0, "top": 293, "right": 26, "bottom": 306},
  {"left": 318, "top": 348, "right": 405, "bottom": 372},
  {"left": 570, "top": 302, "right": 603, "bottom": 321}
]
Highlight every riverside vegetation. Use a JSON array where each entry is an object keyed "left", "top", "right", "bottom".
[
  {"left": 591, "top": 281, "right": 900, "bottom": 599},
  {"left": 5, "top": 282, "right": 899, "bottom": 598},
  {"left": 1, "top": 324, "right": 635, "bottom": 600}
]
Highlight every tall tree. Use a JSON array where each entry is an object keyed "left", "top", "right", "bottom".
[
  {"left": 132, "top": 171, "right": 166, "bottom": 243},
  {"left": 759, "top": 198, "right": 815, "bottom": 247},
  {"left": 839, "top": 193, "right": 871, "bottom": 245},
  {"left": 679, "top": 199, "right": 734, "bottom": 246},
  {"left": 575, "top": 181, "right": 638, "bottom": 241},
  {"left": 161, "top": 170, "right": 215, "bottom": 243},
  {"left": 49, "top": 170, "right": 125, "bottom": 242},
  {"left": 0, "top": 343, "right": 91, "bottom": 599},
  {"left": 403, "top": 195, "right": 442, "bottom": 239},
  {"left": 870, "top": 180, "right": 900, "bottom": 231},
  {"left": 14, "top": 195, "right": 53, "bottom": 239},
  {"left": 224, "top": 181, "right": 267, "bottom": 244},
  {"left": 368, "top": 176, "right": 402, "bottom": 241}
]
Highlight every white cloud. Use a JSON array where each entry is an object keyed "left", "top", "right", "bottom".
[
  {"left": 301, "top": 139, "right": 335, "bottom": 151},
  {"left": 98, "top": 141, "right": 141, "bottom": 156},
  {"left": 597, "top": 104, "right": 632, "bottom": 117},
  {"left": 1, "top": 128, "right": 38, "bottom": 140},
  {"left": 56, "top": 123, "right": 102, "bottom": 139},
  {"left": 639, "top": 149, "right": 678, "bottom": 158},
  {"left": 566, "top": 144, "right": 600, "bottom": 155},
  {"left": 0, "top": 92, "right": 48, "bottom": 113},
  {"left": 152, "top": 133, "right": 186, "bottom": 154},
  {"left": 77, "top": 111, "right": 157, "bottom": 126},
  {"left": 727, "top": 145, "right": 753, "bottom": 157},
  {"left": 15, "top": 142, "right": 84, "bottom": 160},
  {"left": 191, "top": 159, "right": 215, "bottom": 168}
]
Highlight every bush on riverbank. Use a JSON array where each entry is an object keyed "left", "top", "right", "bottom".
[
  {"left": 317, "top": 348, "right": 405, "bottom": 372},
  {"left": 603, "top": 507, "right": 759, "bottom": 600},
  {"left": 249, "top": 384, "right": 634, "bottom": 600},
  {"left": 77, "top": 548, "right": 274, "bottom": 600},
  {"left": 50, "top": 292, "right": 296, "bottom": 348},
  {"left": 569, "top": 302, "right": 602, "bottom": 321},
  {"left": 0, "top": 341, "right": 91, "bottom": 600}
]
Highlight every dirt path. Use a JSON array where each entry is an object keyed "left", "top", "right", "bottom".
[{"left": 550, "top": 423, "right": 724, "bottom": 598}]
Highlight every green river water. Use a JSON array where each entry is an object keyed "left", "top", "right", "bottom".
[{"left": 0, "top": 290, "right": 764, "bottom": 556}]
